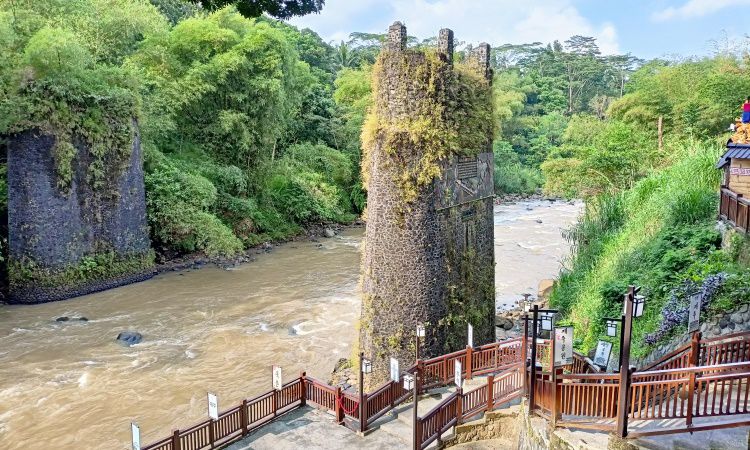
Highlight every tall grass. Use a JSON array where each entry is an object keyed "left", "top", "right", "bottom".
[{"left": 550, "top": 139, "right": 722, "bottom": 355}]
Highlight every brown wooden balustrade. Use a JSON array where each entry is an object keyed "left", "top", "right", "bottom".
[
  {"left": 140, "top": 330, "right": 750, "bottom": 449},
  {"left": 720, "top": 187, "right": 750, "bottom": 233}
]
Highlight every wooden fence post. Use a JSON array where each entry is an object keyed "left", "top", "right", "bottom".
[
  {"left": 300, "top": 371, "right": 307, "bottom": 407},
  {"left": 466, "top": 346, "right": 473, "bottom": 380},
  {"left": 272, "top": 388, "right": 278, "bottom": 418},
  {"left": 335, "top": 386, "right": 344, "bottom": 425},
  {"left": 551, "top": 367, "right": 563, "bottom": 428},
  {"left": 240, "top": 399, "right": 249, "bottom": 436},
  {"left": 456, "top": 387, "right": 463, "bottom": 425},
  {"left": 171, "top": 429, "right": 181, "bottom": 450},
  {"left": 360, "top": 393, "right": 368, "bottom": 433},
  {"left": 209, "top": 418, "right": 216, "bottom": 449},
  {"left": 486, "top": 374, "right": 495, "bottom": 412},
  {"left": 686, "top": 332, "right": 701, "bottom": 428},
  {"left": 737, "top": 194, "right": 744, "bottom": 227}
]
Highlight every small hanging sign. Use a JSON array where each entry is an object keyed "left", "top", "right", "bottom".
[
  {"left": 272, "top": 365, "right": 283, "bottom": 391},
  {"left": 207, "top": 392, "right": 219, "bottom": 420},
  {"left": 390, "top": 357, "right": 400, "bottom": 383},
  {"left": 131, "top": 423, "right": 141, "bottom": 450},
  {"left": 593, "top": 340, "right": 612, "bottom": 368},
  {"left": 688, "top": 291, "right": 702, "bottom": 333},
  {"left": 554, "top": 327, "right": 574, "bottom": 367}
]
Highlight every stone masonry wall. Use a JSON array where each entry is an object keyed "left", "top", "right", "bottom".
[
  {"left": 359, "top": 22, "right": 495, "bottom": 387},
  {"left": 7, "top": 125, "right": 152, "bottom": 303}
]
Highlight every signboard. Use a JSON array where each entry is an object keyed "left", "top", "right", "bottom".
[
  {"left": 131, "top": 423, "right": 141, "bottom": 450},
  {"left": 729, "top": 167, "right": 750, "bottom": 176},
  {"left": 593, "top": 340, "right": 612, "bottom": 368},
  {"left": 554, "top": 327, "right": 574, "bottom": 367},
  {"left": 207, "top": 392, "right": 219, "bottom": 420},
  {"left": 467, "top": 324, "right": 473, "bottom": 348},
  {"left": 390, "top": 357, "right": 400, "bottom": 383},
  {"left": 454, "top": 360, "right": 463, "bottom": 388},
  {"left": 272, "top": 365, "right": 283, "bottom": 391},
  {"left": 689, "top": 291, "right": 702, "bottom": 333}
]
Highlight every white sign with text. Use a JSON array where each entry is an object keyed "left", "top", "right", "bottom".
[
  {"left": 207, "top": 392, "right": 219, "bottom": 420},
  {"left": 554, "top": 327, "right": 574, "bottom": 367},
  {"left": 272, "top": 365, "right": 283, "bottom": 391},
  {"left": 390, "top": 357, "right": 399, "bottom": 383},
  {"left": 131, "top": 423, "right": 141, "bottom": 450},
  {"left": 455, "top": 360, "right": 462, "bottom": 388},
  {"left": 593, "top": 340, "right": 612, "bottom": 368}
]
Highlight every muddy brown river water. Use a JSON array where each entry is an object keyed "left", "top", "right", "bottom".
[{"left": 0, "top": 199, "right": 581, "bottom": 449}]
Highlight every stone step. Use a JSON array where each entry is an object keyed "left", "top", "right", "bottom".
[{"left": 449, "top": 438, "right": 515, "bottom": 449}]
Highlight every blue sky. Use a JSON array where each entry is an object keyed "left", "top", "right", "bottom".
[{"left": 288, "top": 0, "right": 750, "bottom": 59}]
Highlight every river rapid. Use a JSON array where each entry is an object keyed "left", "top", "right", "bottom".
[{"left": 0, "top": 199, "right": 581, "bottom": 449}]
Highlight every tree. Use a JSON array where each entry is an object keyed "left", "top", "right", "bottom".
[
  {"left": 195, "top": 0, "right": 323, "bottom": 18},
  {"left": 332, "top": 41, "right": 358, "bottom": 71}
]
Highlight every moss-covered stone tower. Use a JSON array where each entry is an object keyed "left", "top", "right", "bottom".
[{"left": 360, "top": 22, "right": 496, "bottom": 387}]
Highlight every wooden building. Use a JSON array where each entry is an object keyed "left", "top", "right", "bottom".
[{"left": 718, "top": 138, "right": 750, "bottom": 233}]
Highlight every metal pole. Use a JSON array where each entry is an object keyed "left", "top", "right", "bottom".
[
  {"left": 618, "top": 314, "right": 625, "bottom": 372},
  {"left": 616, "top": 286, "right": 635, "bottom": 438},
  {"left": 413, "top": 363, "right": 420, "bottom": 450},
  {"left": 415, "top": 333, "right": 419, "bottom": 363},
  {"left": 529, "top": 305, "right": 539, "bottom": 412},
  {"left": 521, "top": 314, "right": 529, "bottom": 397},
  {"left": 359, "top": 353, "right": 366, "bottom": 433}
]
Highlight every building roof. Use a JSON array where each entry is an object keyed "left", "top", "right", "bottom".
[{"left": 717, "top": 144, "right": 750, "bottom": 168}]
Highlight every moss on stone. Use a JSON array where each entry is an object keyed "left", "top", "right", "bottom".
[
  {"left": 9, "top": 249, "right": 154, "bottom": 290},
  {"left": 361, "top": 48, "right": 493, "bottom": 213}
]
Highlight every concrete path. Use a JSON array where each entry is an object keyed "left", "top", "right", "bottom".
[
  {"left": 224, "top": 407, "right": 405, "bottom": 450},
  {"left": 226, "top": 376, "right": 492, "bottom": 449}
]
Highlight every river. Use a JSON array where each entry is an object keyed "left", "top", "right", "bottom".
[{"left": 0, "top": 199, "right": 581, "bottom": 449}]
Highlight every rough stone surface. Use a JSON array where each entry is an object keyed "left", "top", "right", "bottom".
[
  {"left": 116, "top": 331, "right": 143, "bottom": 346},
  {"left": 359, "top": 23, "right": 495, "bottom": 387},
  {"left": 7, "top": 125, "right": 152, "bottom": 303}
]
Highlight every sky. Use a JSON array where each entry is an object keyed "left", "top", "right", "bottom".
[{"left": 288, "top": 0, "right": 750, "bottom": 59}]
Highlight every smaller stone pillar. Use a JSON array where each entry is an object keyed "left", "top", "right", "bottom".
[
  {"left": 438, "top": 28, "right": 454, "bottom": 62},
  {"left": 387, "top": 21, "right": 407, "bottom": 51},
  {"left": 471, "top": 43, "right": 492, "bottom": 80}
]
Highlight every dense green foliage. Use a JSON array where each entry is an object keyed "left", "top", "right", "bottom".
[
  {"left": 0, "top": 1, "right": 361, "bottom": 260},
  {"left": 549, "top": 50, "right": 750, "bottom": 358}
]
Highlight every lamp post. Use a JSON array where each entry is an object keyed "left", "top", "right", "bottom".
[
  {"left": 404, "top": 368, "right": 419, "bottom": 450},
  {"left": 359, "top": 353, "right": 372, "bottom": 434},
  {"left": 616, "top": 285, "right": 646, "bottom": 438}
]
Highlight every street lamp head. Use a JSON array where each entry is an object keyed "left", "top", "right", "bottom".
[
  {"left": 361, "top": 358, "right": 372, "bottom": 374},
  {"left": 605, "top": 319, "right": 618, "bottom": 337},
  {"left": 403, "top": 374, "right": 415, "bottom": 390},
  {"left": 633, "top": 294, "right": 646, "bottom": 318},
  {"left": 416, "top": 323, "right": 426, "bottom": 338},
  {"left": 540, "top": 312, "right": 554, "bottom": 331}
]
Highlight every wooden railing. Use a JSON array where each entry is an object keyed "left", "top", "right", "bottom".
[
  {"left": 720, "top": 187, "right": 750, "bottom": 233},
  {"left": 141, "top": 330, "right": 750, "bottom": 449},
  {"left": 143, "top": 376, "right": 307, "bottom": 450},
  {"left": 416, "top": 363, "right": 524, "bottom": 449}
]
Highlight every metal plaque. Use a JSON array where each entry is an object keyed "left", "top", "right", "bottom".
[
  {"left": 390, "top": 357, "right": 400, "bottom": 383},
  {"left": 688, "top": 291, "right": 702, "bottom": 333},
  {"left": 554, "top": 327, "right": 574, "bottom": 367},
  {"left": 457, "top": 156, "right": 478, "bottom": 179},
  {"left": 131, "top": 423, "right": 141, "bottom": 450},
  {"left": 593, "top": 340, "right": 612, "bottom": 368},
  {"left": 207, "top": 392, "right": 219, "bottom": 420},
  {"left": 272, "top": 365, "right": 283, "bottom": 391}
]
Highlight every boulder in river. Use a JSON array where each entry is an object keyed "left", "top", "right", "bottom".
[
  {"left": 324, "top": 228, "right": 335, "bottom": 238},
  {"left": 116, "top": 331, "right": 143, "bottom": 346},
  {"left": 56, "top": 316, "right": 88, "bottom": 322}
]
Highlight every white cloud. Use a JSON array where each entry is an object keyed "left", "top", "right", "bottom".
[
  {"left": 289, "top": 0, "right": 620, "bottom": 54},
  {"left": 652, "top": 0, "right": 750, "bottom": 22}
]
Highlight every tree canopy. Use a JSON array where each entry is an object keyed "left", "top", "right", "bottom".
[{"left": 193, "top": 0, "right": 323, "bottom": 18}]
